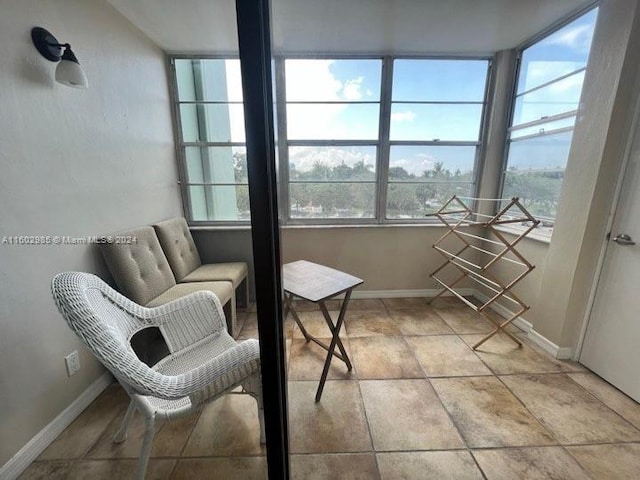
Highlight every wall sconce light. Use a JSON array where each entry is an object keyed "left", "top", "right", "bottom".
[{"left": 31, "top": 27, "right": 88, "bottom": 89}]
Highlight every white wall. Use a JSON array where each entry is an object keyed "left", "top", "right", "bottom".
[{"left": 0, "top": 0, "right": 181, "bottom": 467}]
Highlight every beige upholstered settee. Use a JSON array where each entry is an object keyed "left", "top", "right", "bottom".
[{"left": 100, "top": 218, "right": 248, "bottom": 338}]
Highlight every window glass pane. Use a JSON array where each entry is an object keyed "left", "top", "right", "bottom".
[
  {"left": 392, "top": 60, "right": 488, "bottom": 101},
  {"left": 289, "top": 183, "right": 376, "bottom": 218},
  {"left": 510, "top": 116, "right": 576, "bottom": 139},
  {"left": 390, "top": 104, "right": 482, "bottom": 141},
  {"left": 185, "top": 147, "right": 204, "bottom": 183},
  {"left": 179, "top": 104, "right": 245, "bottom": 143},
  {"left": 285, "top": 59, "right": 382, "bottom": 102},
  {"left": 507, "top": 130, "right": 573, "bottom": 171},
  {"left": 388, "top": 146, "right": 476, "bottom": 182},
  {"left": 512, "top": 71, "right": 584, "bottom": 126},
  {"left": 175, "top": 59, "right": 197, "bottom": 102},
  {"left": 185, "top": 146, "right": 247, "bottom": 184},
  {"left": 289, "top": 146, "right": 376, "bottom": 181},
  {"left": 189, "top": 184, "right": 208, "bottom": 220},
  {"left": 189, "top": 185, "right": 250, "bottom": 221},
  {"left": 175, "top": 59, "right": 242, "bottom": 102},
  {"left": 286, "top": 104, "right": 380, "bottom": 140},
  {"left": 502, "top": 171, "right": 563, "bottom": 220},
  {"left": 386, "top": 183, "right": 473, "bottom": 219},
  {"left": 517, "top": 8, "right": 598, "bottom": 93}
]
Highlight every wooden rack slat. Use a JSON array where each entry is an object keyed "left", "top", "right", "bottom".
[
  {"left": 455, "top": 230, "right": 505, "bottom": 246},
  {"left": 467, "top": 244, "right": 527, "bottom": 267},
  {"left": 432, "top": 277, "right": 479, "bottom": 312},
  {"left": 433, "top": 245, "right": 484, "bottom": 271}
]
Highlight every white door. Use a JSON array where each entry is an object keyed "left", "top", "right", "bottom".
[{"left": 580, "top": 117, "right": 640, "bottom": 402}]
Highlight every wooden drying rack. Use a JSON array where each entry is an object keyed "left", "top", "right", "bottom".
[{"left": 427, "top": 195, "right": 540, "bottom": 349}]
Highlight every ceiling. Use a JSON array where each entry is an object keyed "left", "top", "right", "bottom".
[{"left": 107, "top": 0, "right": 592, "bottom": 54}]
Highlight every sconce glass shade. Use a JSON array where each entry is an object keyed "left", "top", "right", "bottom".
[
  {"left": 55, "top": 48, "right": 88, "bottom": 89},
  {"left": 31, "top": 27, "right": 88, "bottom": 89}
]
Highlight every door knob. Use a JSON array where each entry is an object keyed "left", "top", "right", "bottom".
[{"left": 612, "top": 234, "right": 636, "bottom": 246}]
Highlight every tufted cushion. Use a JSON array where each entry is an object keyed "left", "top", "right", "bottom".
[
  {"left": 153, "top": 217, "right": 202, "bottom": 282},
  {"left": 182, "top": 262, "right": 248, "bottom": 287},
  {"left": 100, "top": 227, "right": 176, "bottom": 306},
  {"left": 145, "top": 281, "right": 233, "bottom": 308}
]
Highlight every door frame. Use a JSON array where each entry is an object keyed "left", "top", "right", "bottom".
[{"left": 574, "top": 78, "right": 640, "bottom": 361}]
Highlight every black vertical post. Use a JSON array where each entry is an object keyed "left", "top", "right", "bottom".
[{"left": 235, "top": 0, "right": 289, "bottom": 479}]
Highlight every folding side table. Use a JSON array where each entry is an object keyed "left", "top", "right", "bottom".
[{"left": 283, "top": 260, "right": 363, "bottom": 401}]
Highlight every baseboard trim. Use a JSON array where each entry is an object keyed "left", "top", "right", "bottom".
[
  {"left": 351, "top": 288, "right": 475, "bottom": 299},
  {"left": 472, "top": 290, "right": 572, "bottom": 359},
  {"left": 0, "top": 371, "right": 113, "bottom": 480}
]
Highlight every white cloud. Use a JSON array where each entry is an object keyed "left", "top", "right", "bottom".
[
  {"left": 285, "top": 59, "right": 343, "bottom": 101},
  {"left": 342, "top": 77, "right": 365, "bottom": 100},
  {"left": 289, "top": 146, "right": 375, "bottom": 173},
  {"left": 391, "top": 110, "right": 416, "bottom": 123},
  {"left": 544, "top": 24, "right": 593, "bottom": 53},
  {"left": 391, "top": 153, "right": 437, "bottom": 176}
]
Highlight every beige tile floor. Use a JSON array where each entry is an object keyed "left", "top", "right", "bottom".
[{"left": 21, "top": 297, "right": 640, "bottom": 479}]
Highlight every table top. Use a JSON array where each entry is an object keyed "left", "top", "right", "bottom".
[{"left": 283, "top": 260, "right": 363, "bottom": 302}]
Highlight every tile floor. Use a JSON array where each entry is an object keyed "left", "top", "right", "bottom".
[{"left": 21, "top": 297, "right": 640, "bottom": 479}]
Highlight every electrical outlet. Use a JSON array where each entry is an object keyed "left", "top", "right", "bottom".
[{"left": 65, "top": 351, "right": 81, "bottom": 377}]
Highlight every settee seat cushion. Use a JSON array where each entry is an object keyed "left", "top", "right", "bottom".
[{"left": 182, "top": 262, "right": 248, "bottom": 288}]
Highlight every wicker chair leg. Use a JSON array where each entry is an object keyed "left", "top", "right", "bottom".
[
  {"left": 113, "top": 400, "right": 136, "bottom": 443},
  {"left": 136, "top": 413, "right": 156, "bottom": 480},
  {"left": 258, "top": 402, "right": 265, "bottom": 444},
  {"left": 244, "top": 374, "right": 265, "bottom": 443}
]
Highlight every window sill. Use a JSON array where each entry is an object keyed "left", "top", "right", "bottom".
[
  {"left": 189, "top": 222, "right": 455, "bottom": 232},
  {"left": 493, "top": 224, "right": 552, "bottom": 244}
]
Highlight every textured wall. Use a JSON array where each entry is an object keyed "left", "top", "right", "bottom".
[{"left": 0, "top": 0, "right": 181, "bottom": 467}]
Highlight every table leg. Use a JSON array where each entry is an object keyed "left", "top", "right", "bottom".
[
  {"left": 315, "top": 290, "right": 354, "bottom": 402},
  {"left": 319, "top": 299, "right": 352, "bottom": 371},
  {"left": 284, "top": 292, "right": 312, "bottom": 341}
]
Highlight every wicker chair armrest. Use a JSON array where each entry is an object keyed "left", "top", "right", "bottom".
[{"left": 185, "top": 339, "right": 261, "bottom": 405}]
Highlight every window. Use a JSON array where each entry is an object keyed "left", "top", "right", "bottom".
[
  {"left": 171, "top": 56, "right": 491, "bottom": 224},
  {"left": 501, "top": 8, "right": 598, "bottom": 226},
  {"left": 285, "top": 59, "right": 382, "bottom": 220},
  {"left": 388, "top": 59, "right": 489, "bottom": 218},
  {"left": 173, "top": 58, "right": 249, "bottom": 222}
]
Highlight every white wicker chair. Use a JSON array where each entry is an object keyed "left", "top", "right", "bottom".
[{"left": 51, "top": 272, "right": 264, "bottom": 480}]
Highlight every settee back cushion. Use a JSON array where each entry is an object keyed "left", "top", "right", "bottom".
[
  {"left": 153, "top": 217, "right": 202, "bottom": 282},
  {"left": 100, "top": 226, "right": 176, "bottom": 305}
]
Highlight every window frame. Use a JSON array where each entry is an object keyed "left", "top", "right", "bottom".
[
  {"left": 385, "top": 56, "right": 492, "bottom": 222},
  {"left": 498, "top": 4, "right": 599, "bottom": 227},
  {"left": 169, "top": 53, "right": 493, "bottom": 226},
  {"left": 169, "top": 54, "right": 249, "bottom": 226},
  {"left": 278, "top": 54, "right": 385, "bottom": 225}
]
